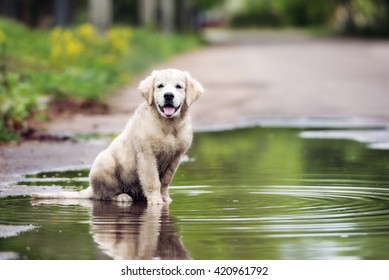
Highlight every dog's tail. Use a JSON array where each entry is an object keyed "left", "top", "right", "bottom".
[{"left": 31, "top": 186, "right": 94, "bottom": 199}]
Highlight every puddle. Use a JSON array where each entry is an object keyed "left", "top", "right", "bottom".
[
  {"left": 1, "top": 126, "right": 389, "bottom": 259},
  {"left": 301, "top": 129, "right": 389, "bottom": 150},
  {"left": 18, "top": 169, "right": 90, "bottom": 192},
  {"left": 0, "top": 225, "right": 38, "bottom": 238}
]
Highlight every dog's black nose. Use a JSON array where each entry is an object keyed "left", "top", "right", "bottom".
[{"left": 164, "top": 93, "right": 174, "bottom": 102}]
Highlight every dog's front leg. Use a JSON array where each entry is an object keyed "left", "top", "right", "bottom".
[
  {"left": 136, "top": 152, "right": 164, "bottom": 205},
  {"left": 160, "top": 155, "right": 182, "bottom": 204}
]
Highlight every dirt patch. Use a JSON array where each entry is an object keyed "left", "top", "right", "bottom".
[
  {"left": 20, "top": 127, "right": 74, "bottom": 142},
  {"left": 46, "top": 97, "right": 110, "bottom": 117},
  {"left": 14, "top": 97, "right": 111, "bottom": 142}
]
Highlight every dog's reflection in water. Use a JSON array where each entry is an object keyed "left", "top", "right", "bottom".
[
  {"left": 92, "top": 201, "right": 190, "bottom": 260},
  {"left": 32, "top": 199, "right": 190, "bottom": 260}
]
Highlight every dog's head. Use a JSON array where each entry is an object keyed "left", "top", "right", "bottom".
[{"left": 138, "top": 69, "right": 204, "bottom": 119}]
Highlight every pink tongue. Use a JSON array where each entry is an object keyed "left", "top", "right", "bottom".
[{"left": 163, "top": 106, "right": 175, "bottom": 116}]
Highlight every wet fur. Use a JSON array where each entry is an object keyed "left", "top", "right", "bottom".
[{"left": 32, "top": 69, "right": 203, "bottom": 205}]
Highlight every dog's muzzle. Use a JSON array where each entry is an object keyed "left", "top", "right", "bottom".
[{"left": 159, "top": 92, "right": 180, "bottom": 118}]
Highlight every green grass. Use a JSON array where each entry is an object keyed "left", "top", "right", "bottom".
[{"left": 0, "top": 18, "right": 201, "bottom": 141}]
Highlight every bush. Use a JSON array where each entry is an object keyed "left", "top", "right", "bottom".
[
  {"left": 230, "top": 0, "right": 336, "bottom": 28},
  {"left": 0, "top": 24, "right": 41, "bottom": 141},
  {"left": 0, "top": 18, "right": 201, "bottom": 141},
  {"left": 230, "top": 1, "right": 284, "bottom": 28}
]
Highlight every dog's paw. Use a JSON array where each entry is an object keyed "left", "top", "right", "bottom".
[
  {"left": 31, "top": 193, "right": 47, "bottom": 199},
  {"left": 115, "top": 193, "right": 133, "bottom": 203},
  {"left": 147, "top": 195, "right": 164, "bottom": 205},
  {"left": 162, "top": 195, "right": 173, "bottom": 204}
]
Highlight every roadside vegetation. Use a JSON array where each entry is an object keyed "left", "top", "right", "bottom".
[
  {"left": 229, "top": 0, "right": 389, "bottom": 37},
  {"left": 0, "top": 18, "right": 201, "bottom": 141}
]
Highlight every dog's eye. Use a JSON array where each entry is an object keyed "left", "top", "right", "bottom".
[
  {"left": 157, "top": 84, "right": 164, "bottom": 89},
  {"left": 175, "top": 84, "right": 183, "bottom": 89}
]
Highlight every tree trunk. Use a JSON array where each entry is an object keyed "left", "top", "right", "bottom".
[
  {"left": 178, "top": 0, "right": 192, "bottom": 32},
  {"left": 160, "top": 0, "right": 175, "bottom": 33},
  {"left": 55, "top": 0, "right": 71, "bottom": 26},
  {"left": 139, "top": 0, "right": 157, "bottom": 28},
  {"left": 89, "top": 0, "right": 112, "bottom": 32}
]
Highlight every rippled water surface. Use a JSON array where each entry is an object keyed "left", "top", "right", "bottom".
[{"left": 1, "top": 127, "right": 389, "bottom": 260}]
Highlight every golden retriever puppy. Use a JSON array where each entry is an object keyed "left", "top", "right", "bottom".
[{"left": 32, "top": 69, "right": 203, "bottom": 205}]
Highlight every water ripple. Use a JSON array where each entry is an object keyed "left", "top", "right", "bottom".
[{"left": 175, "top": 184, "right": 389, "bottom": 239}]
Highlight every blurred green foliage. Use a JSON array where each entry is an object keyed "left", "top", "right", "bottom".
[
  {"left": 0, "top": 18, "right": 200, "bottom": 141},
  {"left": 231, "top": 0, "right": 336, "bottom": 28},
  {"left": 230, "top": 0, "right": 389, "bottom": 37},
  {"left": 190, "top": 0, "right": 226, "bottom": 10}
]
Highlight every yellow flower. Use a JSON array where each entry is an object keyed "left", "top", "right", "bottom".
[
  {"left": 62, "top": 30, "right": 74, "bottom": 43},
  {"left": 77, "top": 23, "right": 96, "bottom": 38},
  {"left": 112, "top": 38, "right": 128, "bottom": 53},
  {"left": 0, "top": 30, "right": 7, "bottom": 44},
  {"left": 66, "top": 39, "right": 84, "bottom": 57},
  {"left": 48, "top": 24, "right": 133, "bottom": 66},
  {"left": 106, "top": 27, "right": 132, "bottom": 54}
]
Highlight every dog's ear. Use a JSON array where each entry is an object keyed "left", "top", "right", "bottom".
[
  {"left": 185, "top": 72, "right": 204, "bottom": 107},
  {"left": 138, "top": 73, "right": 155, "bottom": 105}
]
